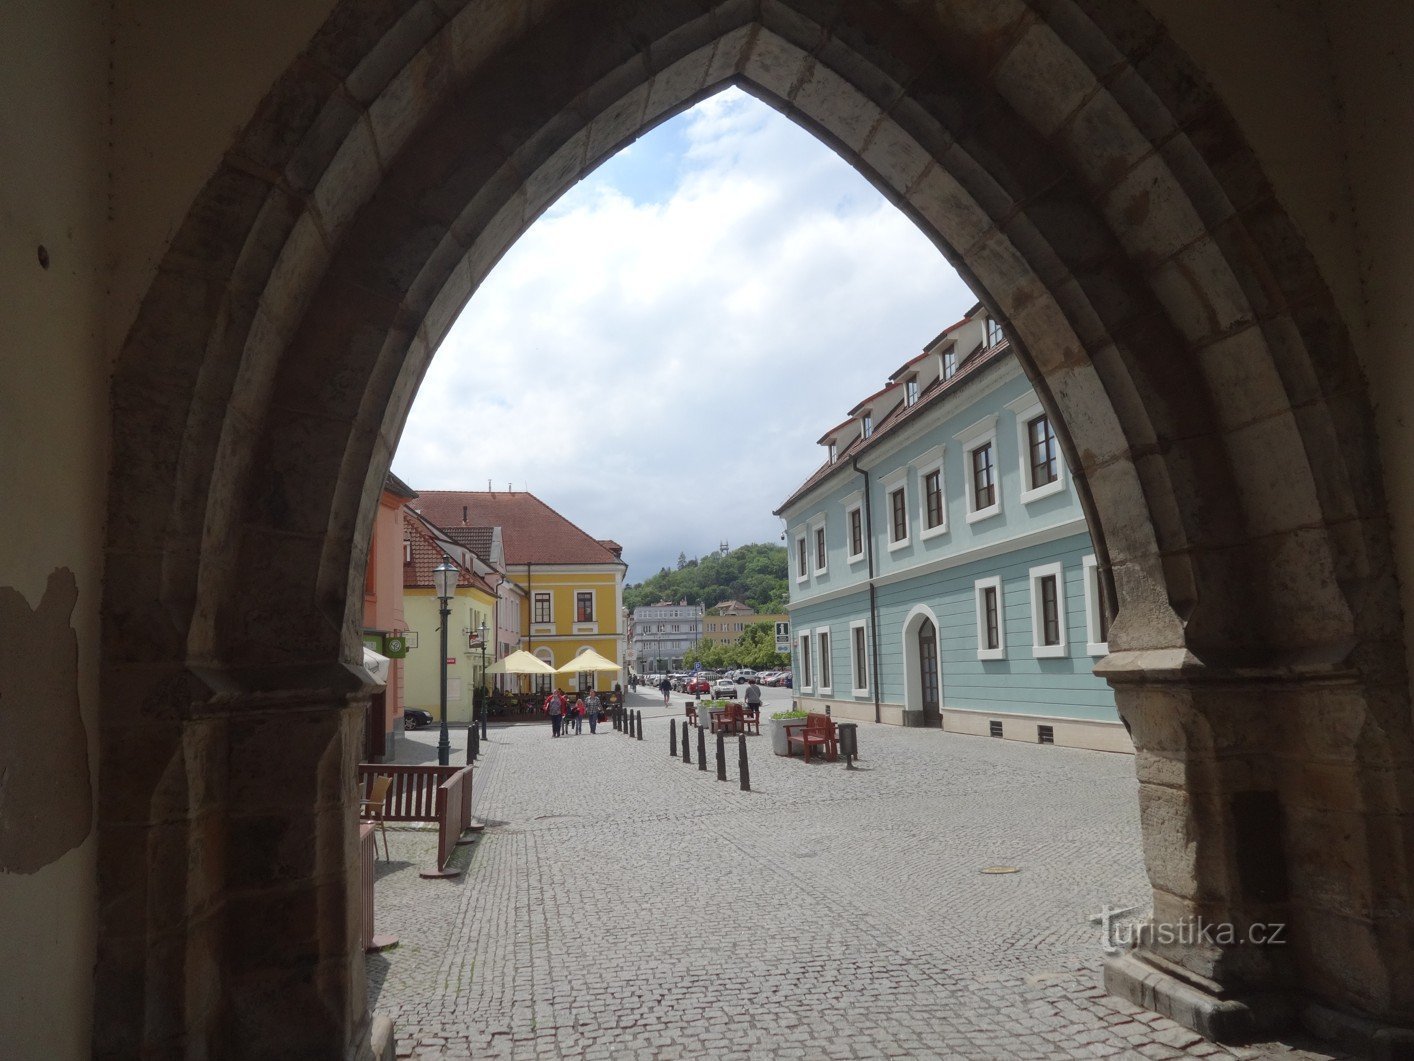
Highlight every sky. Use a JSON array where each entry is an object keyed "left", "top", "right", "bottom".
[{"left": 391, "top": 86, "right": 977, "bottom": 583}]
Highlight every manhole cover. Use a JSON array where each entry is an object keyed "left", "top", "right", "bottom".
[{"left": 980, "top": 865, "right": 1020, "bottom": 874}]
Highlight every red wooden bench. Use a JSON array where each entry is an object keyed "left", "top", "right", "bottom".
[
  {"left": 786, "top": 712, "right": 838, "bottom": 762},
  {"left": 712, "top": 703, "right": 745, "bottom": 735}
]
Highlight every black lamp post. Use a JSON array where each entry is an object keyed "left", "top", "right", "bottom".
[
  {"left": 471, "top": 618, "right": 488, "bottom": 757},
  {"left": 433, "top": 555, "right": 457, "bottom": 767}
]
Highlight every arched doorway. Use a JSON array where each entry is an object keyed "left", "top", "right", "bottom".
[
  {"left": 97, "top": 1, "right": 1413, "bottom": 1053},
  {"left": 901, "top": 604, "right": 943, "bottom": 730}
]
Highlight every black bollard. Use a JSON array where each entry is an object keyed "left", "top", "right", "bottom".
[
  {"left": 697, "top": 724, "right": 707, "bottom": 772},
  {"left": 481, "top": 709, "right": 488, "bottom": 741},
  {"left": 716, "top": 731, "right": 726, "bottom": 781},
  {"left": 614, "top": 706, "right": 621, "bottom": 731},
  {"left": 738, "top": 733, "right": 751, "bottom": 792},
  {"left": 636, "top": 711, "right": 644, "bottom": 741},
  {"left": 468, "top": 724, "right": 479, "bottom": 764},
  {"left": 682, "top": 720, "right": 691, "bottom": 764},
  {"left": 669, "top": 718, "right": 677, "bottom": 758}
]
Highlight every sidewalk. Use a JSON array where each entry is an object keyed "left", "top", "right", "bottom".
[{"left": 367, "top": 696, "right": 1343, "bottom": 1060}]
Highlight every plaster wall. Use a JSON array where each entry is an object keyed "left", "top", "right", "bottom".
[{"left": 0, "top": 3, "right": 108, "bottom": 1055}]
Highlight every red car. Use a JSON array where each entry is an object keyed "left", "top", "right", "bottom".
[{"left": 686, "top": 676, "right": 712, "bottom": 695}]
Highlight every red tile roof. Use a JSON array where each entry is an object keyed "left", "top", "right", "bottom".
[
  {"left": 411, "top": 491, "right": 624, "bottom": 567},
  {"left": 402, "top": 511, "right": 495, "bottom": 594}
]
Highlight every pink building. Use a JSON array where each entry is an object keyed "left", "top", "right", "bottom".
[{"left": 361, "top": 473, "right": 417, "bottom": 760}]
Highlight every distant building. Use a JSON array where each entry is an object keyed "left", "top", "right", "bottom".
[
  {"left": 361, "top": 473, "right": 418, "bottom": 759},
  {"left": 701, "top": 603, "right": 789, "bottom": 651},
  {"left": 631, "top": 602, "right": 703, "bottom": 673},
  {"left": 776, "top": 305, "right": 1125, "bottom": 753}
]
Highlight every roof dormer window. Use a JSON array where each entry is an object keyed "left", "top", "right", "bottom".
[
  {"left": 985, "top": 316, "right": 1004, "bottom": 348},
  {"left": 943, "top": 349, "right": 958, "bottom": 380},
  {"left": 862, "top": 414, "right": 873, "bottom": 439},
  {"left": 905, "top": 377, "right": 919, "bottom": 407},
  {"left": 828, "top": 441, "right": 838, "bottom": 463}
]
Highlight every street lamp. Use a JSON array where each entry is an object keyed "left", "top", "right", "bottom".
[
  {"left": 469, "top": 618, "right": 488, "bottom": 762},
  {"left": 433, "top": 555, "right": 457, "bottom": 766}
]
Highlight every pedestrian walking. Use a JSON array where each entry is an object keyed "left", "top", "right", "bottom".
[
  {"left": 571, "top": 693, "right": 586, "bottom": 735},
  {"left": 545, "top": 688, "right": 566, "bottom": 737},
  {"left": 585, "top": 691, "right": 601, "bottom": 734},
  {"left": 658, "top": 676, "right": 671, "bottom": 706}
]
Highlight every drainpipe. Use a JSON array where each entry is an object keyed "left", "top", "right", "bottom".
[{"left": 852, "top": 454, "right": 882, "bottom": 724}]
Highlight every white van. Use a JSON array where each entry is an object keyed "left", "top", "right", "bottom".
[{"left": 734, "top": 668, "right": 757, "bottom": 683}]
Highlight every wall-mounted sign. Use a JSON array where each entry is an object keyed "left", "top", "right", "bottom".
[{"left": 384, "top": 634, "right": 410, "bottom": 658}]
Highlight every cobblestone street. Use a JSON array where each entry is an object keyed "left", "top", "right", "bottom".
[{"left": 368, "top": 693, "right": 1345, "bottom": 1060}]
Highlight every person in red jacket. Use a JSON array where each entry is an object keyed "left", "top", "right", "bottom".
[{"left": 544, "top": 688, "right": 567, "bottom": 737}]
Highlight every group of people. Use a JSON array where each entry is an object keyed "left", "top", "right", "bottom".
[{"left": 543, "top": 683, "right": 624, "bottom": 737}]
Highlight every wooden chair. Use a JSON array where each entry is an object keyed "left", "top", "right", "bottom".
[
  {"left": 685, "top": 702, "right": 698, "bottom": 726},
  {"left": 361, "top": 775, "right": 393, "bottom": 861},
  {"left": 741, "top": 704, "right": 761, "bottom": 736},
  {"left": 713, "top": 703, "right": 745, "bottom": 735},
  {"left": 786, "top": 713, "right": 838, "bottom": 762}
]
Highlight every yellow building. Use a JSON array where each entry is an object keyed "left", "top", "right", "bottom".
[
  {"left": 414, "top": 491, "right": 628, "bottom": 693},
  {"left": 702, "top": 602, "right": 789, "bottom": 649},
  {"left": 401, "top": 508, "right": 499, "bottom": 723}
]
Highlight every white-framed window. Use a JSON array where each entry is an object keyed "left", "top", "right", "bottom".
[
  {"left": 1083, "top": 554, "right": 1110, "bottom": 656},
  {"left": 812, "top": 518, "right": 828, "bottom": 575},
  {"left": 846, "top": 502, "right": 865, "bottom": 564},
  {"left": 974, "top": 576, "right": 1005, "bottom": 660},
  {"left": 942, "top": 348, "right": 958, "bottom": 379},
  {"left": 882, "top": 467, "right": 909, "bottom": 550},
  {"left": 985, "top": 316, "right": 1005, "bottom": 348},
  {"left": 1029, "top": 562, "right": 1067, "bottom": 658},
  {"left": 850, "top": 620, "right": 869, "bottom": 695},
  {"left": 795, "top": 531, "right": 808, "bottom": 583},
  {"left": 912, "top": 444, "right": 947, "bottom": 540},
  {"left": 816, "top": 629, "right": 832, "bottom": 694},
  {"left": 861, "top": 413, "right": 873, "bottom": 439},
  {"left": 1006, "top": 393, "right": 1066, "bottom": 503},
  {"left": 798, "top": 631, "right": 813, "bottom": 692},
  {"left": 905, "top": 377, "right": 919, "bottom": 406},
  {"left": 957, "top": 414, "right": 1002, "bottom": 523}
]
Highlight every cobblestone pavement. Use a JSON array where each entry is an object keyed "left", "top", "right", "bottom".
[{"left": 368, "top": 692, "right": 1349, "bottom": 1060}]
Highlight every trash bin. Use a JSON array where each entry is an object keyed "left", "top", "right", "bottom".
[{"left": 837, "top": 722, "right": 859, "bottom": 762}]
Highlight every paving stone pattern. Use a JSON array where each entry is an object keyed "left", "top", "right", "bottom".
[{"left": 368, "top": 695, "right": 1347, "bottom": 1060}]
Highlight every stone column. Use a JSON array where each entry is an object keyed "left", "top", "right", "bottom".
[{"left": 1101, "top": 659, "right": 1414, "bottom": 1046}]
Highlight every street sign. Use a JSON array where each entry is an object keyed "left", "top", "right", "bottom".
[
  {"left": 446, "top": 657, "right": 456, "bottom": 665},
  {"left": 775, "top": 620, "right": 791, "bottom": 654}
]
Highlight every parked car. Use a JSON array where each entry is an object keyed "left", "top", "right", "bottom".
[
  {"left": 734, "top": 668, "right": 757, "bottom": 683},
  {"left": 686, "top": 675, "right": 711, "bottom": 695},
  {"left": 712, "top": 677, "right": 738, "bottom": 698},
  {"left": 403, "top": 708, "right": 434, "bottom": 730}
]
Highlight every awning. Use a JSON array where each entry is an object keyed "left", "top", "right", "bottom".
[
  {"left": 555, "top": 648, "right": 622, "bottom": 674},
  {"left": 486, "top": 649, "right": 557, "bottom": 675},
  {"left": 361, "top": 646, "right": 392, "bottom": 686}
]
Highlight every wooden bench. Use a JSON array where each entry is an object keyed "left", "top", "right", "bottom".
[
  {"left": 712, "top": 703, "right": 744, "bottom": 735},
  {"left": 740, "top": 704, "right": 761, "bottom": 736},
  {"left": 786, "top": 712, "right": 838, "bottom": 762}
]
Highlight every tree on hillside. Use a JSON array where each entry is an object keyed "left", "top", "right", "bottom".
[{"left": 624, "top": 542, "right": 787, "bottom": 612}]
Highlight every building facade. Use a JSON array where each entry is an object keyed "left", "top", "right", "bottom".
[
  {"left": 413, "top": 491, "right": 628, "bottom": 693},
  {"left": 778, "top": 307, "right": 1126, "bottom": 753},
  {"left": 701, "top": 604, "right": 790, "bottom": 651},
  {"left": 360, "top": 474, "right": 418, "bottom": 759},
  {"left": 630, "top": 603, "right": 704, "bottom": 673}
]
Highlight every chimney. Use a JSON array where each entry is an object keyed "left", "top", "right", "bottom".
[{"left": 462, "top": 505, "right": 468, "bottom": 525}]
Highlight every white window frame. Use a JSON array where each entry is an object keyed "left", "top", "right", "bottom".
[
  {"left": 828, "top": 441, "right": 838, "bottom": 463},
  {"left": 912, "top": 444, "right": 948, "bottom": 541},
  {"left": 941, "top": 348, "right": 957, "bottom": 380},
  {"left": 1029, "top": 561, "right": 1067, "bottom": 658},
  {"left": 797, "top": 631, "right": 814, "bottom": 693},
  {"left": 904, "top": 376, "right": 919, "bottom": 406},
  {"left": 841, "top": 490, "right": 866, "bottom": 566},
  {"left": 1006, "top": 393, "right": 1066, "bottom": 504},
  {"left": 882, "top": 466, "right": 910, "bottom": 551},
  {"left": 1083, "top": 554, "right": 1109, "bottom": 657},
  {"left": 861, "top": 413, "right": 873, "bottom": 439},
  {"left": 957, "top": 413, "right": 1002, "bottom": 524},
  {"left": 816, "top": 628, "right": 832, "bottom": 695},
  {"left": 794, "top": 530, "right": 808, "bottom": 584},
  {"left": 849, "top": 619, "right": 869, "bottom": 695},
  {"left": 974, "top": 576, "right": 1006, "bottom": 660},
  {"left": 810, "top": 515, "right": 828, "bottom": 576}
]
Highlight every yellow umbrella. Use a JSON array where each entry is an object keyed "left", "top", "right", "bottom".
[
  {"left": 555, "top": 648, "right": 622, "bottom": 674},
  {"left": 486, "top": 649, "right": 556, "bottom": 675}
]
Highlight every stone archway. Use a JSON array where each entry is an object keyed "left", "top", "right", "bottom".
[{"left": 99, "top": 0, "right": 1413, "bottom": 1054}]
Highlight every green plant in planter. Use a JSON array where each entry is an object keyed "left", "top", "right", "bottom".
[{"left": 770, "top": 709, "right": 808, "bottom": 720}]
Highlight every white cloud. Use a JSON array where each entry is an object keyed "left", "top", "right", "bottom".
[{"left": 392, "top": 87, "right": 976, "bottom": 580}]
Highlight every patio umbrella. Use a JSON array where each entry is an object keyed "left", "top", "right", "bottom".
[
  {"left": 486, "top": 649, "right": 556, "bottom": 675},
  {"left": 554, "top": 648, "right": 622, "bottom": 674}
]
